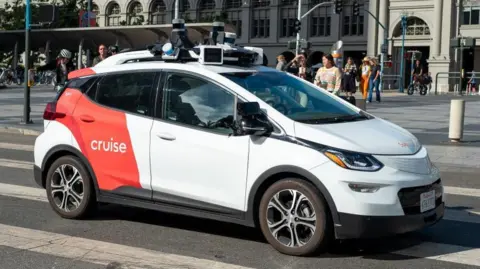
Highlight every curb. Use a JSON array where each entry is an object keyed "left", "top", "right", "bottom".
[{"left": 0, "top": 126, "right": 42, "bottom": 136}]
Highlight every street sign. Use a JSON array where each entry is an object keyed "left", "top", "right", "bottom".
[{"left": 451, "top": 37, "right": 476, "bottom": 48}]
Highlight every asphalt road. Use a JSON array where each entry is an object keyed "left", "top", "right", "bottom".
[{"left": 0, "top": 135, "right": 480, "bottom": 269}]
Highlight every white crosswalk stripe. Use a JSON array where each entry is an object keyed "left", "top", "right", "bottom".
[{"left": 1, "top": 140, "right": 480, "bottom": 268}]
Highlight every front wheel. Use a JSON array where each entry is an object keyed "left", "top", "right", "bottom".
[
  {"left": 407, "top": 85, "right": 415, "bottom": 95},
  {"left": 258, "top": 178, "right": 332, "bottom": 256},
  {"left": 45, "top": 155, "right": 97, "bottom": 219}
]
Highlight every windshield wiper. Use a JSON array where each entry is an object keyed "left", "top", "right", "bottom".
[{"left": 298, "top": 114, "right": 370, "bottom": 124}]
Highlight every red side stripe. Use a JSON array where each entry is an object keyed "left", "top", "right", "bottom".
[{"left": 68, "top": 68, "right": 96, "bottom": 80}]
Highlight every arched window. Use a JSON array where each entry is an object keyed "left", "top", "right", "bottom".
[
  {"left": 392, "top": 17, "right": 430, "bottom": 37},
  {"left": 250, "top": 0, "right": 270, "bottom": 38},
  {"left": 128, "top": 1, "right": 144, "bottom": 25},
  {"left": 106, "top": 2, "right": 121, "bottom": 26},
  {"left": 406, "top": 17, "right": 430, "bottom": 35},
  {"left": 341, "top": 0, "right": 364, "bottom": 36},
  {"left": 279, "top": 0, "right": 297, "bottom": 37},
  {"left": 198, "top": 0, "right": 216, "bottom": 22},
  {"left": 92, "top": 3, "right": 100, "bottom": 15},
  {"left": 309, "top": 0, "right": 331, "bottom": 37},
  {"left": 223, "top": 0, "right": 242, "bottom": 37},
  {"left": 150, "top": 0, "right": 167, "bottom": 24},
  {"left": 171, "top": 0, "right": 191, "bottom": 22}
]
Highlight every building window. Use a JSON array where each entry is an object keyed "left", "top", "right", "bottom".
[
  {"left": 150, "top": 0, "right": 166, "bottom": 24},
  {"left": 309, "top": 0, "right": 331, "bottom": 37},
  {"left": 251, "top": 0, "right": 270, "bottom": 38},
  {"left": 405, "top": 17, "right": 430, "bottom": 35},
  {"left": 171, "top": 0, "right": 192, "bottom": 22},
  {"left": 128, "top": 1, "right": 144, "bottom": 25},
  {"left": 462, "top": 1, "right": 480, "bottom": 25},
  {"left": 198, "top": 0, "right": 217, "bottom": 22},
  {"left": 224, "top": 0, "right": 243, "bottom": 38},
  {"left": 106, "top": 2, "right": 121, "bottom": 26},
  {"left": 280, "top": 0, "right": 297, "bottom": 37},
  {"left": 340, "top": 0, "right": 364, "bottom": 36}
]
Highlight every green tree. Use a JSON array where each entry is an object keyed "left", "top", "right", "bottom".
[{"left": 0, "top": 0, "right": 86, "bottom": 30}]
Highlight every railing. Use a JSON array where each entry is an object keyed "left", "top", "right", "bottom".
[{"left": 434, "top": 72, "right": 474, "bottom": 95}]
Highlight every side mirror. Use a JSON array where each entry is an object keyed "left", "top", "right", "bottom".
[{"left": 236, "top": 102, "right": 273, "bottom": 136}]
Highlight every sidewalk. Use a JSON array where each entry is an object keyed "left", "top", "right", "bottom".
[{"left": 0, "top": 85, "right": 54, "bottom": 136}]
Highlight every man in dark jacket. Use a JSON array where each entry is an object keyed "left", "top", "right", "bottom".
[{"left": 36, "top": 49, "right": 74, "bottom": 90}]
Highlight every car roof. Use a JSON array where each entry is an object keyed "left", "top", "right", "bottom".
[{"left": 69, "top": 61, "right": 279, "bottom": 80}]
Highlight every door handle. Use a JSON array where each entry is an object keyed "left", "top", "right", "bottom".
[
  {"left": 157, "top": 133, "right": 176, "bottom": 141},
  {"left": 79, "top": 115, "right": 95, "bottom": 123}
]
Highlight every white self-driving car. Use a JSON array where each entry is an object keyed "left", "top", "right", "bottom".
[{"left": 33, "top": 23, "right": 444, "bottom": 256}]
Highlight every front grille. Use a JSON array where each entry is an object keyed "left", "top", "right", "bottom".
[{"left": 397, "top": 179, "right": 443, "bottom": 215}]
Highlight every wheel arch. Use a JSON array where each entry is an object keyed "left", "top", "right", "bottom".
[
  {"left": 246, "top": 165, "right": 340, "bottom": 228},
  {"left": 41, "top": 145, "right": 100, "bottom": 197}
]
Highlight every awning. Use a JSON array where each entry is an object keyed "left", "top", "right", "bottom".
[{"left": 0, "top": 23, "right": 236, "bottom": 52}]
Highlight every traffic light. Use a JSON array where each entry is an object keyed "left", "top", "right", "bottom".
[
  {"left": 294, "top": 19, "right": 301, "bottom": 33},
  {"left": 353, "top": 0, "right": 359, "bottom": 16},
  {"left": 333, "top": 0, "right": 343, "bottom": 14}
]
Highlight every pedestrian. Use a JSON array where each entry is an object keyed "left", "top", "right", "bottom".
[
  {"left": 314, "top": 54, "right": 342, "bottom": 95},
  {"left": 92, "top": 44, "right": 108, "bottom": 66},
  {"left": 342, "top": 57, "right": 357, "bottom": 98},
  {"left": 367, "top": 57, "right": 381, "bottom": 103},
  {"left": 359, "top": 56, "right": 371, "bottom": 100},
  {"left": 36, "top": 49, "right": 74, "bottom": 92}
]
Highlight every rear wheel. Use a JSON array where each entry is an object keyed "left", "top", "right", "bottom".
[
  {"left": 258, "top": 178, "right": 332, "bottom": 256},
  {"left": 419, "top": 85, "right": 428, "bottom": 95},
  {"left": 45, "top": 155, "right": 97, "bottom": 219}
]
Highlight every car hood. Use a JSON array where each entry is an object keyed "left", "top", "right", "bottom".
[{"left": 294, "top": 117, "right": 422, "bottom": 155}]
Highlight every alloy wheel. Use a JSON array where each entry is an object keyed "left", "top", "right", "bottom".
[
  {"left": 50, "top": 164, "right": 84, "bottom": 212},
  {"left": 266, "top": 189, "right": 316, "bottom": 248}
]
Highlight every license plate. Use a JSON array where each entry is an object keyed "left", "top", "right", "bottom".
[{"left": 420, "top": 190, "right": 436, "bottom": 213}]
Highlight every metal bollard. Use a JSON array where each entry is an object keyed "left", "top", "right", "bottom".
[
  {"left": 448, "top": 99, "right": 466, "bottom": 142},
  {"left": 355, "top": 98, "right": 367, "bottom": 111}
]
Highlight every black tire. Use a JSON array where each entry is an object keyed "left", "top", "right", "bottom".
[
  {"left": 45, "top": 155, "right": 97, "bottom": 219},
  {"left": 407, "top": 85, "right": 414, "bottom": 95},
  {"left": 258, "top": 178, "right": 332, "bottom": 256},
  {"left": 419, "top": 85, "right": 427, "bottom": 95}
]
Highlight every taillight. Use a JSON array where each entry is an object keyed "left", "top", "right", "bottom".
[{"left": 43, "top": 102, "right": 66, "bottom": 120}]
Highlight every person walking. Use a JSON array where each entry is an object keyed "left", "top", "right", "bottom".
[
  {"left": 359, "top": 56, "right": 371, "bottom": 99},
  {"left": 314, "top": 54, "right": 342, "bottom": 95},
  {"left": 367, "top": 57, "right": 381, "bottom": 103},
  {"left": 342, "top": 57, "right": 357, "bottom": 98}
]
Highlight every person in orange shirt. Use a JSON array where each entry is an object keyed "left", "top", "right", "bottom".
[{"left": 359, "top": 56, "right": 371, "bottom": 99}]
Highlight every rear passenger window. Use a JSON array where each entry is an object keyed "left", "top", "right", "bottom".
[{"left": 88, "top": 72, "right": 156, "bottom": 116}]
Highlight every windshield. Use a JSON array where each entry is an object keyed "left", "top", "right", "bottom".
[{"left": 221, "top": 71, "right": 371, "bottom": 124}]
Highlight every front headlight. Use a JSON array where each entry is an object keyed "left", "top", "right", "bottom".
[{"left": 323, "top": 149, "right": 383, "bottom": 172}]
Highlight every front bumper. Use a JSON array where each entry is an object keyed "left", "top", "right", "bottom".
[
  {"left": 33, "top": 165, "right": 43, "bottom": 188},
  {"left": 335, "top": 202, "right": 444, "bottom": 239}
]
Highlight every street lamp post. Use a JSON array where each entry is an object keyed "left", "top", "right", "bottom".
[
  {"left": 399, "top": 11, "right": 407, "bottom": 93},
  {"left": 364, "top": 8, "right": 387, "bottom": 93},
  {"left": 22, "top": 0, "right": 32, "bottom": 124}
]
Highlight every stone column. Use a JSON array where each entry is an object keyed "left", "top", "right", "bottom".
[
  {"left": 377, "top": 0, "right": 388, "bottom": 56},
  {"left": 431, "top": 0, "right": 443, "bottom": 57},
  {"left": 366, "top": 0, "right": 379, "bottom": 57}
]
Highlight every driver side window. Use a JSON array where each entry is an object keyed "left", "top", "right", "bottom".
[{"left": 162, "top": 72, "right": 235, "bottom": 135}]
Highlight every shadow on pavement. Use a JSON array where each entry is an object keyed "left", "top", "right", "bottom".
[{"left": 87, "top": 203, "right": 480, "bottom": 261}]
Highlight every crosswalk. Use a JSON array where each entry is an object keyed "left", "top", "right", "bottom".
[{"left": 1, "top": 137, "right": 480, "bottom": 268}]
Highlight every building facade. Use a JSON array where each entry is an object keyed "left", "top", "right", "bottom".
[{"left": 2, "top": 0, "right": 478, "bottom": 90}]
